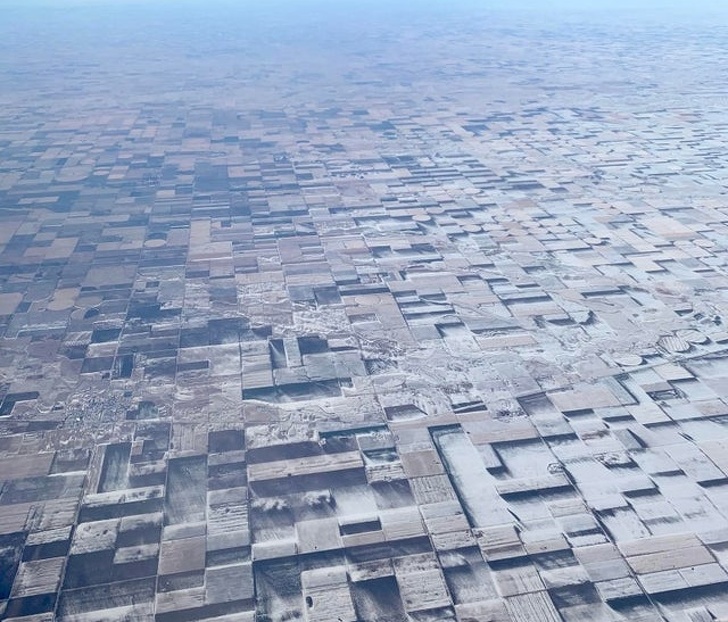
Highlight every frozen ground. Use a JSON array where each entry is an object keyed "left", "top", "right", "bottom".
[{"left": 2, "top": 1, "right": 728, "bottom": 620}]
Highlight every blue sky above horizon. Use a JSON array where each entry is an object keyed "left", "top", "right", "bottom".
[
  {"left": 4, "top": 0, "right": 728, "bottom": 28},
  {"left": 4, "top": 0, "right": 728, "bottom": 8}
]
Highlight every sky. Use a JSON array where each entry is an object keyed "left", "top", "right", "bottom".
[
  {"left": 3, "top": 0, "right": 728, "bottom": 8},
  {"left": 3, "top": 0, "right": 728, "bottom": 24}
]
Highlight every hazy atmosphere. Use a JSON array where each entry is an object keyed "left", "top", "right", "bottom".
[{"left": 2, "top": 1, "right": 728, "bottom": 621}]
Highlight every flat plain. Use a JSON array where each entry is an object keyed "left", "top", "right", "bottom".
[{"left": 3, "top": 2, "right": 728, "bottom": 620}]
